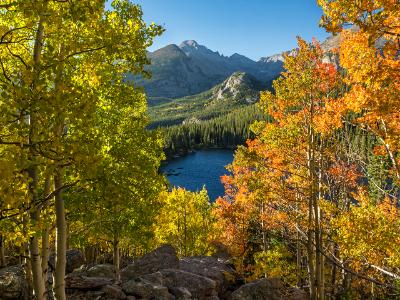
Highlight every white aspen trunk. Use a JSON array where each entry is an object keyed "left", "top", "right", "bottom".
[
  {"left": 307, "top": 123, "right": 316, "bottom": 300},
  {"left": 23, "top": 216, "right": 33, "bottom": 297},
  {"left": 28, "top": 15, "right": 46, "bottom": 300},
  {"left": 41, "top": 176, "right": 51, "bottom": 296},
  {"left": 53, "top": 170, "right": 66, "bottom": 300},
  {"left": 29, "top": 209, "right": 46, "bottom": 300},
  {"left": 296, "top": 229, "right": 302, "bottom": 288},
  {"left": 314, "top": 142, "right": 323, "bottom": 300}
]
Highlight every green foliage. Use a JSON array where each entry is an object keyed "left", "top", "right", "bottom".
[
  {"left": 0, "top": 0, "right": 165, "bottom": 271},
  {"left": 254, "top": 243, "right": 298, "bottom": 285},
  {"left": 155, "top": 187, "right": 216, "bottom": 257}
]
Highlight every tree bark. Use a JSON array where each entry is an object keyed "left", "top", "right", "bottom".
[
  {"left": 53, "top": 170, "right": 66, "bottom": 300},
  {"left": 29, "top": 208, "right": 46, "bottom": 300},
  {"left": 26, "top": 14, "right": 47, "bottom": 300},
  {"left": 41, "top": 176, "right": 51, "bottom": 296},
  {"left": 113, "top": 233, "right": 120, "bottom": 281},
  {"left": 0, "top": 235, "right": 5, "bottom": 267},
  {"left": 307, "top": 122, "right": 316, "bottom": 300}
]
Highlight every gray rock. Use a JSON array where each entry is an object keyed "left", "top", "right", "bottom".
[
  {"left": 122, "top": 279, "right": 174, "bottom": 299},
  {"left": 140, "top": 271, "right": 165, "bottom": 286},
  {"left": 169, "top": 287, "right": 192, "bottom": 299},
  {"left": 50, "top": 249, "right": 85, "bottom": 274},
  {"left": 101, "top": 285, "right": 126, "bottom": 299},
  {"left": 159, "top": 269, "right": 217, "bottom": 300},
  {"left": 180, "top": 256, "right": 236, "bottom": 297},
  {"left": 65, "top": 275, "right": 113, "bottom": 291},
  {"left": 230, "top": 278, "right": 282, "bottom": 300},
  {"left": 87, "top": 264, "right": 116, "bottom": 279},
  {"left": 0, "top": 265, "right": 28, "bottom": 300},
  {"left": 213, "top": 72, "right": 261, "bottom": 104},
  {"left": 120, "top": 245, "right": 179, "bottom": 281},
  {"left": 284, "top": 288, "right": 309, "bottom": 300},
  {"left": 66, "top": 290, "right": 104, "bottom": 300},
  {"left": 66, "top": 250, "right": 85, "bottom": 273}
]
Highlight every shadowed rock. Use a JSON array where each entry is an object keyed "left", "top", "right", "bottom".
[
  {"left": 120, "top": 245, "right": 179, "bottom": 281},
  {"left": 0, "top": 265, "right": 28, "bottom": 300}
]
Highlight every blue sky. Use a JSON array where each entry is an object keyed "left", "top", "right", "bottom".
[{"left": 108, "top": 0, "right": 330, "bottom": 60}]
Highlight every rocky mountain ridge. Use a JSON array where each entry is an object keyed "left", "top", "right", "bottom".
[
  {"left": 141, "top": 34, "right": 342, "bottom": 102},
  {"left": 141, "top": 40, "right": 286, "bottom": 100},
  {"left": 213, "top": 72, "right": 262, "bottom": 104}
]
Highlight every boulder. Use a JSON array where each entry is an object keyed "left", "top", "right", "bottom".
[
  {"left": 122, "top": 279, "right": 174, "bottom": 299},
  {"left": 66, "top": 250, "right": 85, "bottom": 273},
  {"left": 101, "top": 284, "right": 127, "bottom": 299},
  {"left": 180, "top": 256, "right": 236, "bottom": 296},
  {"left": 66, "top": 290, "right": 104, "bottom": 300},
  {"left": 159, "top": 269, "right": 217, "bottom": 299},
  {"left": 65, "top": 275, "right": 113, "bottom": 291},
  {"left": 120, "top": 245, "right": 179, "bottom": 281},
  {"left": 0, "top": 265, "right": 28, "bottom": 300},
  {"left": 169, "top": 287, "right": 192, "bottom": 299},
  {"left": 282, "top": 288, "right": 309, "bottom": 300},
  {"left": 87, "top": 264, "right": 116, "bottom": 279},
  {"left": 50, "top": 249, "right": 85, "bottom": 274},
  {"left": 230, "top": 278, "right": 282, "bottom": 300}
]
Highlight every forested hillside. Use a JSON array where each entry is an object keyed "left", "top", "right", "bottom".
[
  {"left": 162, "top": 105, "right": 269, "bottom": 157},
  {"left": 150, "top": 72, "right": 271, "bottom": 156},
  {"left": 0, "top": 1, "right": 399, "bottom": 300}
]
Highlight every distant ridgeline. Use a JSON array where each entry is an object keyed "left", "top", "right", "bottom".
[{"left": 145, "top": 38, "right": 340, "bottom": 157}]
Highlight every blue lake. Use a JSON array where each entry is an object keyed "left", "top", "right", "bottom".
[{"left": 161, "top": 149, "right": 234, "bottom": 201}]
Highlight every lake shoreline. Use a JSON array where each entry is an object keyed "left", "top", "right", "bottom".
[
  {"left": 161, "top": 149, "right": 234, "bottom": 200},
  {"left": 163, "top": 145, "right": 238, "bottom": 162}
]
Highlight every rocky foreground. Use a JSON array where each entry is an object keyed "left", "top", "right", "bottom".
[{"left": 0, "top": 245, "right": 308, "bottom": 300}]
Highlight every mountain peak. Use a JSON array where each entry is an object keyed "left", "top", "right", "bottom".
[
  {"left": 213, "top": 72, "right": 261, "bottom": 104},
  {"left": 180, "top": 40, "right": 200, "bottom": 49}
]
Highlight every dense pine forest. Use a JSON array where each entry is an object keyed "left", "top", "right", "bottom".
[
  {"left": 162, "top": 105, "right": 269, "bottom": 157},
  {"left": 0, "top": 1, "right": 399, "bottom": 300}
]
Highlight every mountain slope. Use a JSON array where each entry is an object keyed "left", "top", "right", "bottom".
[
  {"left": 143, "top": 44, "right": 218, "bottom": 99},
  {"left": 142, "top": 40, "right": 283, "bottom": 100},
  {"left": 143, "top": 34, "right": 344, "bottom": 102},
  {"left": 149, "top": 72, "right": 266, "bottom": 128}
]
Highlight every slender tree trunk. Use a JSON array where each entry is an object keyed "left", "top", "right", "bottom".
[
  {"left": 28, "top": 162, "right": 46, "bottom": 300},
  {"left": 0, "top": 235, "right": 5, "bottom": 268},
  {"left": 307, "top": 123, "right": 316, "bottom": 300},
  {"left": 29, "top": 209, "right": 46, "bottom": 300},
  {"left": 261, "top": 202, "right": 268, "bottom": 278},
  {"left": 314, "top": 142, "right": 324, "bottom": 300},
  {"left": 380, "top": 120, "right": 400, "bottom": 180},
  {"left": 26, "top": 14, "right": 46, "bottom": 300},
  {"left": 53, "top": 170, "right": 66, "bottom": 300},
  {"left": 331, "top": 244, "right": 339, "bottom": 297},
  {"left": 22, "top": 215, "right": 34, "bottom": 297},
  {"left": 296, "top": 231, "right": 302, "bottom": 288},
  {"left": 41, "top": 225, "right": 50, "bottom": 293},
  {"left": 184, "top": 208, "right": 187, "bottom": 257},
  {"left": 41, "top": 176, "right": 51, "bottom": 296},
  {"left": 307, "top": 201, "right": 316, "bottom": 300},
  {"left": 113, "top": 233, "right": 120, "bottom": 281}
]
